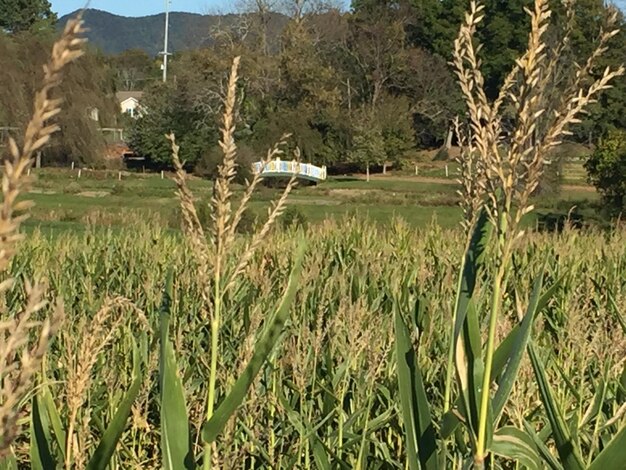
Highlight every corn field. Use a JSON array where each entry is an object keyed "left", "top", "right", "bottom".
[
  {"left": 1, "top": 219, "right": 624, "bottom": 469},
  {"left": 2, "top": 2, "right": 626, "bottom": 469}
]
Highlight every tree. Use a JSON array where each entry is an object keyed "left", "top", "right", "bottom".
[
  {"left": 109, "top": 49, "right": 158, "bottom": 91},
  {"left": 0, "top": 0, "right": 56, "bottom": 33},
  {"left": 585, "top": 130, "right": 626, "bottom": 212},
  {"left": 127, "top": 49, "right": 230, "bottom": 169},
  {"left": 349, "top": 114, "right": 386, "bottom": 181},
  {"left": 0, "top": 32, "right": 118, "bottom": 165},
  {"left": 376, "top": 96, "right": 415, "bottom": 167},
  {"left": 345, "top": 2, "right": 407, "bottom": 110},
  {"left": 568, "top": 3, "right": 626, "bottom": 143}
]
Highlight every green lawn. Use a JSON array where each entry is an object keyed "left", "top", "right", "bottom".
[{"left": 20, "top": 166, "right": 603, "bottom": 233}]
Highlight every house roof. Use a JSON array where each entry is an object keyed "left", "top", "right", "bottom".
[{"left": 116, "top": 91, "right": 144, "bottom": 103}]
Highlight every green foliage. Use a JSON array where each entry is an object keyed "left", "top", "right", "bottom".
[
  {"left": 127, "top": 78, "right": 217, "bottom": 169},
  {"left": 42, "top": 2, "right": 626, "bottom": 167},
  {"left": 108, "top": 48, "right": 159, "bottom": 91},
  {"left": 535, "top": 150, "right": 564, "bottom": 198},
  {"left": 202, "top": 244, "right": 305, "bottom": 444},
  {"left": 394, "top": 309, "right": 440, "bottom": 470},
  {"left": 27, "top": 342, "right": 144, "bottom": 469},
  {"left": 349, "top": 117, "right": 387, "bottom": 171},
  {"left": 0, "top": 0, "right": 56, "bottom": 33},
  {"left": 86, "top": 341, "right": 144, "bottom": 470},
  {"left": 585, "top": 130, "right": 626, "bottom": 211},
  {"left": 159, "top": 273, "right": 194, "bottom": 469},
  {"left": 281, "top": 206, "right": 307, "bottom": 229}
]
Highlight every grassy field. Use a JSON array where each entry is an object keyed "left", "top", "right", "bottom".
[{"left": 20, "top": 160, "right": 600, "bottom": 234}]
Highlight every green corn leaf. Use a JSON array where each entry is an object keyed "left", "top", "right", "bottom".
[
  {"left": 394, "top": 309, "right": 439, "bottom": 470},
  {"left": 493, "top": 268, "right": 562, "bottom": 420},
  {"left": 30, "top": 394, "right": 56, "bottom": 470},
  {"left": 441, "top": 317, "right": 531, "bottom": 440},
  {"left": 365, "top": 407, "right": 395, "bottom": 434},
  {"left": 450, "top": 210, "right": 491, "bottom": 443},
  {"left": 528, "top": 343, "right": 585, "bottom": 470},
  {"left": 588, "top": 425, "right": 626, "bottom": 470},
  {"left": 608, "top": 292, "right": 626, "bottom": 335},
  {"left": 160, "top": 269, "right": 195, "bottom": 470},
  {"left": 453, "top": 209, "right": 491, "bottom": 341},
  {"left": 311, "top": 435, "right": 332, "bottom": 470},
  {"left": 40, "top": 381, "right": 65, "bottom": 461},
  {"left": 579, "top": 377, "right": 607, "bottom": 430},
  {"left": 202, "top": 243, "right": 306, "bottom": 444},
  {"left": 86, "top": 339, "right": 144, "bottom": 470},
  {"left": 491, "top": 426, "right": 541, "bottom": 470},
  {"left": 523, "top": 420, "right": 563, "bottom": 470},
  {"left": 238, "top": 421, "right": 272, "bottom": 463},
  {"left": 456, "top": 298, "right": 491, "bottom": 449},
  {"left": 618, "top": 362, "right": 626, "bottom": 402}
]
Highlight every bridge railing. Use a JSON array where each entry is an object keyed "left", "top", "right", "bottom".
[{"left": 252, "top": 158, "right": 327, "bottom": 181}]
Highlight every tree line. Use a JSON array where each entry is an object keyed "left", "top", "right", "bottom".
[{"left": 127, "top": 1, "right": 626, "bottom": 178}]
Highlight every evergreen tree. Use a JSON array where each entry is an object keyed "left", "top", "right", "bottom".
[{"left": 0, "top": 0, "right": 56, "bottom": 33}]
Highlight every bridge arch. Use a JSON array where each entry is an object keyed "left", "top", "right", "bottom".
[{"left": 252, "top": 158, "right": 327, "bottom": 183}]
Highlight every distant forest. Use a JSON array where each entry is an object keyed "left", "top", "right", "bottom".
[{"left": 3, "top": 1, "right": 626, "bottom": 176}]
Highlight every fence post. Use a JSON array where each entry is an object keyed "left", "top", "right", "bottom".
[
  {"left": 71, "top": 161, "right": 75, "bottom": 170},
  {"left": 161, "top": 170, "right": 164, "bottom": 179},
  {"left": 445, "top": 165, "right": 449, "bottom": 178},
  {"left": 118, "top": 171, "right": 122, "bottom": 181},
  {"left": 415, "top": 164, "right": 418, "bottom": 176},
  {"left": 78, "top": 169, "right": 82, "bottom": 179}
]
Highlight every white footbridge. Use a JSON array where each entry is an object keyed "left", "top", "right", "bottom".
[{"left": 252, "top": 158, "right": 327, "bottom": 182}]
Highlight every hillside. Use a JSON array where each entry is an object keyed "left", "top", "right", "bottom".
[{"left": 57, "top": 9, "right": 288, "bottom": 56}]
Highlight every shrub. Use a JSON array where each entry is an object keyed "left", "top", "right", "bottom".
[
  {"left": 585, "top": 129, "right": 626, "bottom": 211},
  {"left": 195, "top": 143, "right": 256, "bottom": 185},
  {"left": 281, "top": 206, "right": 307, "bottom": 229},
  {"left": 63, "top": 182, "right": 82, "bottom": 194},
  {"left": 111, "top": 182, "right": 127, "bottom": 195}
]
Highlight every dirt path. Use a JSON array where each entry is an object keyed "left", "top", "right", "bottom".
[
  {"left": 561, "top": 184, "right": 595, "bottom": 193},
  {"left": 349, "top": 174, "right": 596, "bottom": 192},
  {"left": 350, "top": 174, "right": 457, "bottom": 185}
]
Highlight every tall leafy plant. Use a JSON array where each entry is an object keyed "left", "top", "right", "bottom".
[
  {"left": 395, "top": 0, "right": 625, "bottom": 468},
  {"left": 161, "top": 56, "right": 307, "bottom": 469}
]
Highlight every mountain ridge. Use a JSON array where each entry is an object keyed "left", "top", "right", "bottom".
[{"left": 57, "top": 8, "right": 287, "bottom": 56}]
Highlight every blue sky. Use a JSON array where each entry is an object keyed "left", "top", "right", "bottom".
[
  {"left": 50, "top": 0, "right": 351, "bottom": 17},
  {"left": 51, "top": 0, "right": 624, "bottom": 18}
]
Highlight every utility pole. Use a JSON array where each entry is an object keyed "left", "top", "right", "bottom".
[{"left": 160, "top": 0, "right": 172, "bottom": 82}]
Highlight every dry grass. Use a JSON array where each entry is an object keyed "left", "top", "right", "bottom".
[
  {"left": 0, "top": 15, "right": 87, "bottom": 456},
  {"left": 454, "top": 0, "right": 623, "bottom": 243},
  {"left": 451, "top": 0, "right": 624, "bottom": 464},
  {"left": 169, "top": 55, "right": 299, "bottom": 464},
  {"left": 63, "top": 296, "right": 147, "bottom": 468}
]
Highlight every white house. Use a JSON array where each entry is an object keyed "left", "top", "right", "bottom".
[{"left": 116, "top": 91, "right": 144, "bottom": 118}]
